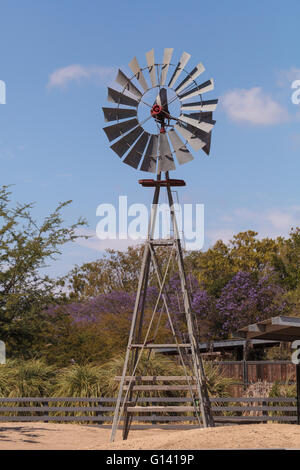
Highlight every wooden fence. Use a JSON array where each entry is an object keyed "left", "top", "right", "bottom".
[
  {"left": 0, "top": 397, "right": 298, "bottom": 426},
  {"left": 211, "top": 361, "right": 296, "bottom": 396}
]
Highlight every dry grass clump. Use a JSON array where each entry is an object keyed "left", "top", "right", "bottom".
[{"left": 242, "top": 380, "right": 273, "bottom": 416}]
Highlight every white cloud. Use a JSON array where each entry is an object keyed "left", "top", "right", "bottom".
[
  {"left": 47, "top": 64, "right": 116, "bottom": 88},
  {"left": 222, "top": 87, "right": 289, "bottom": 125},
  {"left": 74, "top": 228, "right": 144, "bottom": 252},
  {"left": 206, "top": 228, "right": 235, "bottom": 246},
  {"left": 207, "top": 206, "right": 300, "bottom": 247}
]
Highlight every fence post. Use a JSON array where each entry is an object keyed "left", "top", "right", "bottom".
[
  {"left": 262, "top": 399, "right": 268, "bottom": 423},
  {"left": 44, "top": 400, "right": 49, "bottom": 423},
  {"left": 243, "top": 341, "right": 249, "bottom": 390},
  {"left": 96, "top": 399, "right": 102, "bottom": 427}
]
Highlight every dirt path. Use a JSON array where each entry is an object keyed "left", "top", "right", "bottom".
[{"left": 1, "top": 423, "right": 300, "bottom": 450}]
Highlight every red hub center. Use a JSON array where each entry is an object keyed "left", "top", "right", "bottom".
[
  {"left": 150, "top": 104, "right": 166, "bottom": 133},
  {"left": 150, "top": 104, "right": 162, "bottom": 116}
]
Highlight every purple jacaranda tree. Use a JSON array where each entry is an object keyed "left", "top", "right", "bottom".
[{"left": 215, "top": 271, "right": 289, "bottom": 338}]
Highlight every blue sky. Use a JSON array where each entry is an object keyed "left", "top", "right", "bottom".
[{"left": 1, "top": 0, "right": 300, "bottom": 277}]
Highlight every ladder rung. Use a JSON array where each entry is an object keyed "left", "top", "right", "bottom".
[
  {"left": 130, "top": 344, "right": 191, "bottom": 349},
  {"left": 150, "top": 239, "right": 175, "bottom": 246},
  {"left": 115, "top": 376, "right": 196, "bottom": 382},
  {"left": 123, "top": 385, "right": 198, "bottom": 391},
  {"left": 127, "top": 406, "right": 196, "bottom": 412}
]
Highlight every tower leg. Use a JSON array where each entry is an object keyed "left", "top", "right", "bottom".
[
  {"left": 110, "top": 182, "right": 161, "bottom": 442},
  {"left": 165, "top": 177, "right": 214, "bottom": 427}
]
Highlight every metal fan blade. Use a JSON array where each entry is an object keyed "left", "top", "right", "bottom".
[
  {"left": 160, "top": 48, "right": 173, "bottom": 86},
  {"left": 175, "top": 62, "right": 205, "bottom": 95},
  {"left": 103, "top": 118, "right": 139, "bottom": 142},
  {"left": 168, "top": 129, "right": 194, "bottom": 165},
  {"left": 183, "top": 111, "right": 214, "bottom": 122},
  {"left": 174, "top": 123, "right": 206, "bottom": 152},
  {"left": 181, "top": 99, "right": 218, "bottom": 112},
  {"left": 178, "top": 79, "right": 214, "bottom": 101},
  {"left": 146, "top": 49, "right": 157, "bottom": 87},
  {"left": 179, "top": 114, "right": 215, "bottom": 133},
  {"left": 140, "top": 135, "right": 158, "bottom": 173},
  {"left": 107, "top": 87, "right": 139, "bottom": 107},
  {"left": 123, "top": 132, "right": 150, "bottom": 169},
  {"left": 102, "top": 107, "right": 137, "bottom": 122},
  {"left": 168, "top": 51, "right": 191, "bottom": 88},
  {"left": 157, "top": 133, "right": 175, "bottom": 172},
  {"left": 115, "top": 69, "right": 143, "bottom": 99},
  {"left": 110, "top": 126, "right": 144, "bottom": 157},
  {"left": 129, "top": 57, "right": 149, "bottom": 92},
  {"left": 183, "top": 122, "right": 212, "bottom": 155},
  {"left": 203, "top": 132, "right": 212, "bottom": 155}
]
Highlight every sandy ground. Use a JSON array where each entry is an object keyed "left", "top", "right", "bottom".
[{"left": 0, "top": 423, "right": 300, "bottom": 450}]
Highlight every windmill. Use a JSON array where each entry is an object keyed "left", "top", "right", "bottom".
[{"left": 102, "top": 48, "right": 218, "bottom": 442}]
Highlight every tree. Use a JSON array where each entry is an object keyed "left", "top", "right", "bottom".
[
  {"left": 65, "top": 245, "right": 179, "bottom": 299},
  {"left": 214, "top": 271, "right": 290, "bottom": 338},
  {"left": 0, "top": 185, "right": 86, "bottom": 358},
  {"left": 273, "top": 227, "right": 300, "bottom": 291},
  {"left": 186, "top": 240, "right": 234, "bottom": 297},
  {"left": 186, "top": 231, "right": 280, "bottom": 297}
]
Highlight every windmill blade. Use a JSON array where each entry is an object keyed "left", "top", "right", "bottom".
[
  {"left": 181, "top": 99, "right": 218, "bottom": 112},
  {"left": 179, "top": 114, "right": 215, "bottom": 133},
  {"left": 157, "top": 133, "right": 175, "bottom": 172},
  {"left": 160, "top": 48, "right": 173, "bottom": 86},
  {"left": 140, "top": 134, "right": 158, "bottom": 173},
  {"left": 107, "top": 87, "right": 139, "bottom": 107},
  {"left": 168, "top": 51, "right": 191, "bottom": 88},
  {"left": 103, "top": 118, "right": 139, "bottom": 142},
  {"left": 115, "top": 69, "right": 143, "bottom": 99},
  {"left": 168, "top": 129, "right": 194, "bottom": 165},
  {"left": 174, "top": 62, "right": 205, "bottom": 95},
  {"left": 102, "top": 107, "right": 137, "bottom": 122},
  {"left": 174, "top": 123, "right": 206, "bottom": 152},
  {"left": 183, "top": 111, "right": 214, "bottom": 122},
  {"left": 129, "top": 57, "right": 149, "bottom": 92},
  {"left": 203, "top": 132, "right": 212, "bottom": 155},
  {"left": 110, "top": 126, "right": 144, "bottom": 157},
  {"left": 123, "top": 132, "right": 150, "bottom": 169},
  {"left": 178, "top": 79, "right": 214, "bottom": 101},
  {"left": 184, "top": 123, "right": 213, "bottom": 155},
  {"left": 146, "top": 49, "right": 157, "bottom": 87}
]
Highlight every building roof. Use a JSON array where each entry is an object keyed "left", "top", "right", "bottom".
[
  {"left": 156, "top": 338, "right": 278, "bottom": 355},
  {"left": 236, "top": 316, "right": 300, "bottom": 342}
]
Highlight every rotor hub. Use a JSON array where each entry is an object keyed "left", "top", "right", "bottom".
[
  {"left": 150, "top": 104, "right": 167, "bottom": 133},
  {"left": 150, "top": 104, "right": 163, "bottom": 116}
]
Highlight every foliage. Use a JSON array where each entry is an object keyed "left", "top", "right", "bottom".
[
  {"left": 214, "top": 271, "right": 289, "bottom": 337},
  {"left": 203, "top": 362, "right": 237, "bottom": 397},
  {"left": 0, "top": 359, "right": 56, "bottom": 397},
  {"left": 273, "top": 228, "right": 300, "bottom": 290},
  {"left": 0, "top": 185, "right": 86, "bottom": 359},
  {"left": 186, "top": 231, "right": 280, "bottom": 297},
  {"left": 54, "top": 363, "right": 103, "bottom": 397}
]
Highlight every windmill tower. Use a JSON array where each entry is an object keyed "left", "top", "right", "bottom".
[{"left": 102, "top": 48, "right": 218, "bottom": 441}]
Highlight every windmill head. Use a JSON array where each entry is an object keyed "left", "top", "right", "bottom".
[{"left": 102, "top": 48, "right": 218, "bottom": 174}]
